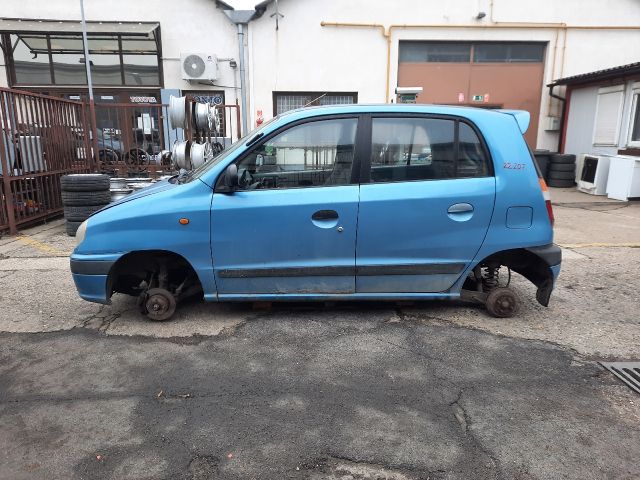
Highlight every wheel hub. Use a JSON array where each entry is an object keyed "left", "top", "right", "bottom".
[{"left": 143, "top": 288, "right": 177, "bottom": 321}]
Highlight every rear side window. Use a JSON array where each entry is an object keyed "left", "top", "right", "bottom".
[
  {"left": 369, "top": 117, "right": 490, "bottom": 183},
  {"left": 458, "top": 122, "right": 490, "bottom": 178}
]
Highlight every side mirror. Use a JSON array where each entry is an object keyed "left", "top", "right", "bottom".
[{"left": 223, "top": 164, "right": 238, "bottom": 191}]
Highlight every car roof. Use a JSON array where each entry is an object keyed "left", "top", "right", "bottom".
[{"left": 275, "top": 104, "right": 529, "bottom": 133}]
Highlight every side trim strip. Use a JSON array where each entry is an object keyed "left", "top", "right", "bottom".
[
  {"left": 70, "top": 260, "right": 115, "bottom": 276},
  {"left": 218, "top": 263, "right": 465, "bottom": 279},
  {"left": 356, "top": 263, "right": 465, "bottom": 276},
  {"left": 219, "top": 266, "right": 354, "bottom": 278}
]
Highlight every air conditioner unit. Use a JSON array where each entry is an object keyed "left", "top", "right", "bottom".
[
  {"left": 181, "top": 53, "right": 218, "bottom": 82},
  {"left": 576, "top": 154, "right": 611, "bottom": 196}
]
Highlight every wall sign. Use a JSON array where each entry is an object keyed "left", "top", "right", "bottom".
[
  {"left": 472, "top": 95, "right": 484, "bottom": 102},
  {"left": 130, "top": 96, "right": 158, "bottom": 103}
]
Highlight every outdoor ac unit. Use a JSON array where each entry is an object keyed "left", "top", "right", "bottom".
[
  {"left": 181, "top": 53, "right": 218, "bottom": 82},
  {"left": 576, "top": 153, "right": 611, "bottom": 196}
]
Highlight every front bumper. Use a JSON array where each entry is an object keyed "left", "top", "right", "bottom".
[{"left": 70, "top": 255, "right": 118, "bottom": 305}]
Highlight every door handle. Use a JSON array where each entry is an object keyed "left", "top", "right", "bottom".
[
  {"left": 312, "top": 209, "right": 339, "bottom": 221},
  {"left": 447, "top": 203, "right": 474, "bottom": 214}
]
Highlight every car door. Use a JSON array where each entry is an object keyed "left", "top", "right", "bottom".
[
  {"left": 211, "top": 116, "right": 362, "bottom": 296},
  {"left": 356, "top": 115, "right": 496, "bottom": 293}
]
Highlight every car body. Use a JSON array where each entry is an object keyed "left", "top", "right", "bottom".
[{"left": 71, "top": 104, "right": 561, "bottom": 320}]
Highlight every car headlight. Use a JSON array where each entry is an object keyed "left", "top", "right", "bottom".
[{"left": 75, "top": 219, "right": 89, "bottom": 245}]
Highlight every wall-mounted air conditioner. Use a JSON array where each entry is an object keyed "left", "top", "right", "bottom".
[
  {"left": 181, "top": 53, "right": 218, "bottom": 82},
  {"left": 576, "top": 154, "right": 611, "bottom": 196}
]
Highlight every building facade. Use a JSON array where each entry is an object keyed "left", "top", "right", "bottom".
[
  {"left": 1, "top": 0, "right": 640, "bottom": 151},
  {"left": 553, "top": 63, "right": 640, "bottom": 157}
]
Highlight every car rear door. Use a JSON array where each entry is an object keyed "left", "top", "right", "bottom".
[
  {"left": 211, "top": 116, "right": 363, "bottom": 296},
  {"left": 355, "top": 114, "right": 496, "bottom": 293}
]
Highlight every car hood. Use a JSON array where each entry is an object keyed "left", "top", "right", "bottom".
[{"left": 96, "top": 179, "right": 177, "bottom": 213}]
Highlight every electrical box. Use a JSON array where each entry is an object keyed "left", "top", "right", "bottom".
[
  {"left": 395, "top": 87, "right": 423, "bottom": 104},
  {"left": 544, "top": 116, "right": 561, "bottom": 131}
]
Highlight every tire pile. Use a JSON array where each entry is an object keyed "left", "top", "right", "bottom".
[
  {"left": 533, "top": 151, "right": 577, "bottom": 188},
  {"left": 546, "top": 154, "right": 576, "bottom": 188},
  {"left": 60, "top": 174, "right": 111, "bottom": 236}
]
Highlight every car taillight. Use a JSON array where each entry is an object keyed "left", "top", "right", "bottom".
[{"left": 539, "top": 178, "right": 554, "bottom": 226}]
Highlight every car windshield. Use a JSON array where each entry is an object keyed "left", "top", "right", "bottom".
[{"left": 187, "top": 116, "right": 279, "bottom": 182}]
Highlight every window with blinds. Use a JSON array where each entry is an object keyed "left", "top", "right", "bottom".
[
  {"left": 593, "top": 85, "right": 625, "bottom": 146},
  {"left": 273, "top": 92, "right": 357, "bottom": 116}
]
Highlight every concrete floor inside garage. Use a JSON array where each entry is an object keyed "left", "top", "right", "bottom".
[{"left": 0, "top": 187, "right": 639, "bottom": 480}]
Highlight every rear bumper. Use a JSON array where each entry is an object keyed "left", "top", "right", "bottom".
[
  {"left": 526, "top": 243, "right": 562, "bottom": 268},
  {"left": 525, "top": 244, "right": 562, "bottom": 306},
  {"left": 70, "top": 255, "right": 118, "bottom": 305}
]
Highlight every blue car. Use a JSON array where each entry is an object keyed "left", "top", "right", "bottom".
[{"left": 71, "top": 105, "right": 561, "bottom": 321}]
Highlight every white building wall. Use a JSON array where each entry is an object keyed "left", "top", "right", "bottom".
[
  {"left": 248, "top": 0, "right": 640, "bottom": 149},
  {"left": 0, "top": 0, "right": 242, "bottom": 103}
]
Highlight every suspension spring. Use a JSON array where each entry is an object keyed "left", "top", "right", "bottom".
[{"left": 482, "top": 265, "right": 500, "bottom": 291}]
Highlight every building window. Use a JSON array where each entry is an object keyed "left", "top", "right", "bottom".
[
  {"left": 5, "top": 30, "right": 161, "bottom": 87},
  {"left": 473, "top": 43, "right": 545, "bottom": 63},
  {"left": 273, "top": 92, "right": 357, "bottom": 116},
  {"left": 399, "top": 43, "right": 471, "bottom": 63},
  {"left": 593, "top": 85, "right": 625, "bottom": 146},
  {"left": 398, "top": 42, "right": 545, "bottom": 64},
  {"left": 628, "top": 87, "right": 640, "bottom": 147}
]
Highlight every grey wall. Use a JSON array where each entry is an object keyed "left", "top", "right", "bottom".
[{"left": 564, "top": 85, "right": 619, "bottom": 156}]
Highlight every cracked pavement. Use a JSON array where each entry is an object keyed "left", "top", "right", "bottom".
[{"left": 0, "top": 189, "right": 639, "bottom": 479}]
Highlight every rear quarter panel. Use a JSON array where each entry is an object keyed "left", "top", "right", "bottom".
[{"left": 453, "top": 111, "right": 553, "bottom": 288}]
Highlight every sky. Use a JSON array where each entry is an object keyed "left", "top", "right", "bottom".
[{"left": 225, "top": 0, "right": 259, "bottom": 9}]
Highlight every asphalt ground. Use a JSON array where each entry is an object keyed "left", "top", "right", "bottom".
[{"left": 0, "top": 188, "right": 639, "bottom": 479}]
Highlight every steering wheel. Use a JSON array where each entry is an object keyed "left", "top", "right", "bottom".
[{"left": 240, "top": 168, "right": 266, "bottom": 190}]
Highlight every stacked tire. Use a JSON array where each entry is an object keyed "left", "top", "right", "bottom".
[
  {"left": 533, "top": 150, "right": 551, "bottom": 179},
  {"left": 60, "top": 174, "right": 111, "bottom": 236},
  {"left": 547, "top": 154, "right": 576, "bottom": 188}
]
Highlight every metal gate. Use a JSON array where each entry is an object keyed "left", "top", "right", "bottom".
[{"left": 0, "top": 87, "right": 93, "bottom": 234}]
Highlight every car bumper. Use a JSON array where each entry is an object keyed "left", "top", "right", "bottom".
[{"left": 70, "top": 255, "right": 119, "bottom": 305}]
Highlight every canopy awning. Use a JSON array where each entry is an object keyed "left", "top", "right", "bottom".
[{"left": 0, "top": 18, "right": 159, "bottom": 36}]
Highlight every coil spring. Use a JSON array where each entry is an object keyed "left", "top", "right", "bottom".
[{"left": 482, "top": 265, "right": 500, "bottom": 291}]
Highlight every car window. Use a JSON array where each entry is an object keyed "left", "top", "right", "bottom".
[
  {"left": 189, "top": 116, "right": 279, "bottom": 182},
  {"left": 370, "top": 117, "right": 455, "bottom": 182},
  {"left": 458, "top": 121, "right": 490, "bottom": 178},
  {"left": 369, "top": 117, "right": 490, "bottom": 183},
  {"left": 232, "top": 117, "right": 358, "bottom": 190}
]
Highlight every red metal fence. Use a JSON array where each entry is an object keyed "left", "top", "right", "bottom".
[{"left": 0, "top": 87, "right": 93, "bottom": 234}]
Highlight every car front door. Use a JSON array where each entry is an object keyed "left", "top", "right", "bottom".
[
  {"left": 356, "top": 115, "right": 496, "bottom": 293},
  {"left": 211, "top": 116, "right": 362, "bottom": 296}
]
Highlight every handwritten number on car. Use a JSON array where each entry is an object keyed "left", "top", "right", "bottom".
[{"left": 503, "top": 162, "right": 525, "bottom": 170}]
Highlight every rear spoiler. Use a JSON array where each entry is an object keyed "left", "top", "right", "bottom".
[{"left": 496, "top": 109, "right": 530, "bottom": 134}]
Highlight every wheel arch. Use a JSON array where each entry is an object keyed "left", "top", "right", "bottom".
[
  {"left": 108, "top": 249, "right": 203, "bottom": 298},
  {"left": 472, "top": 246, "right": 559, "bottom": 306}
]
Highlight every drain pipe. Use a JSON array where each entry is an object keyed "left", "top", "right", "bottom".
[
  {"left": 223, "top": 10, "right": 259, "bottom": 137},
  {"left": 548, "top": 83, "right": 567, "bottom": 153},
  {"left": 236, "top": 23, "right": 248, "bottom": 136}
]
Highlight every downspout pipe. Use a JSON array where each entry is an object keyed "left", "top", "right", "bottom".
[
  {"left": 237, "top": 23, "right": 248, "bottom": 136},
  {"left": 548, "top": 83, "right": 566, "bottom": 153},
  {"left": 223, "top": 9, "right": 260, "bottom": 136}
]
